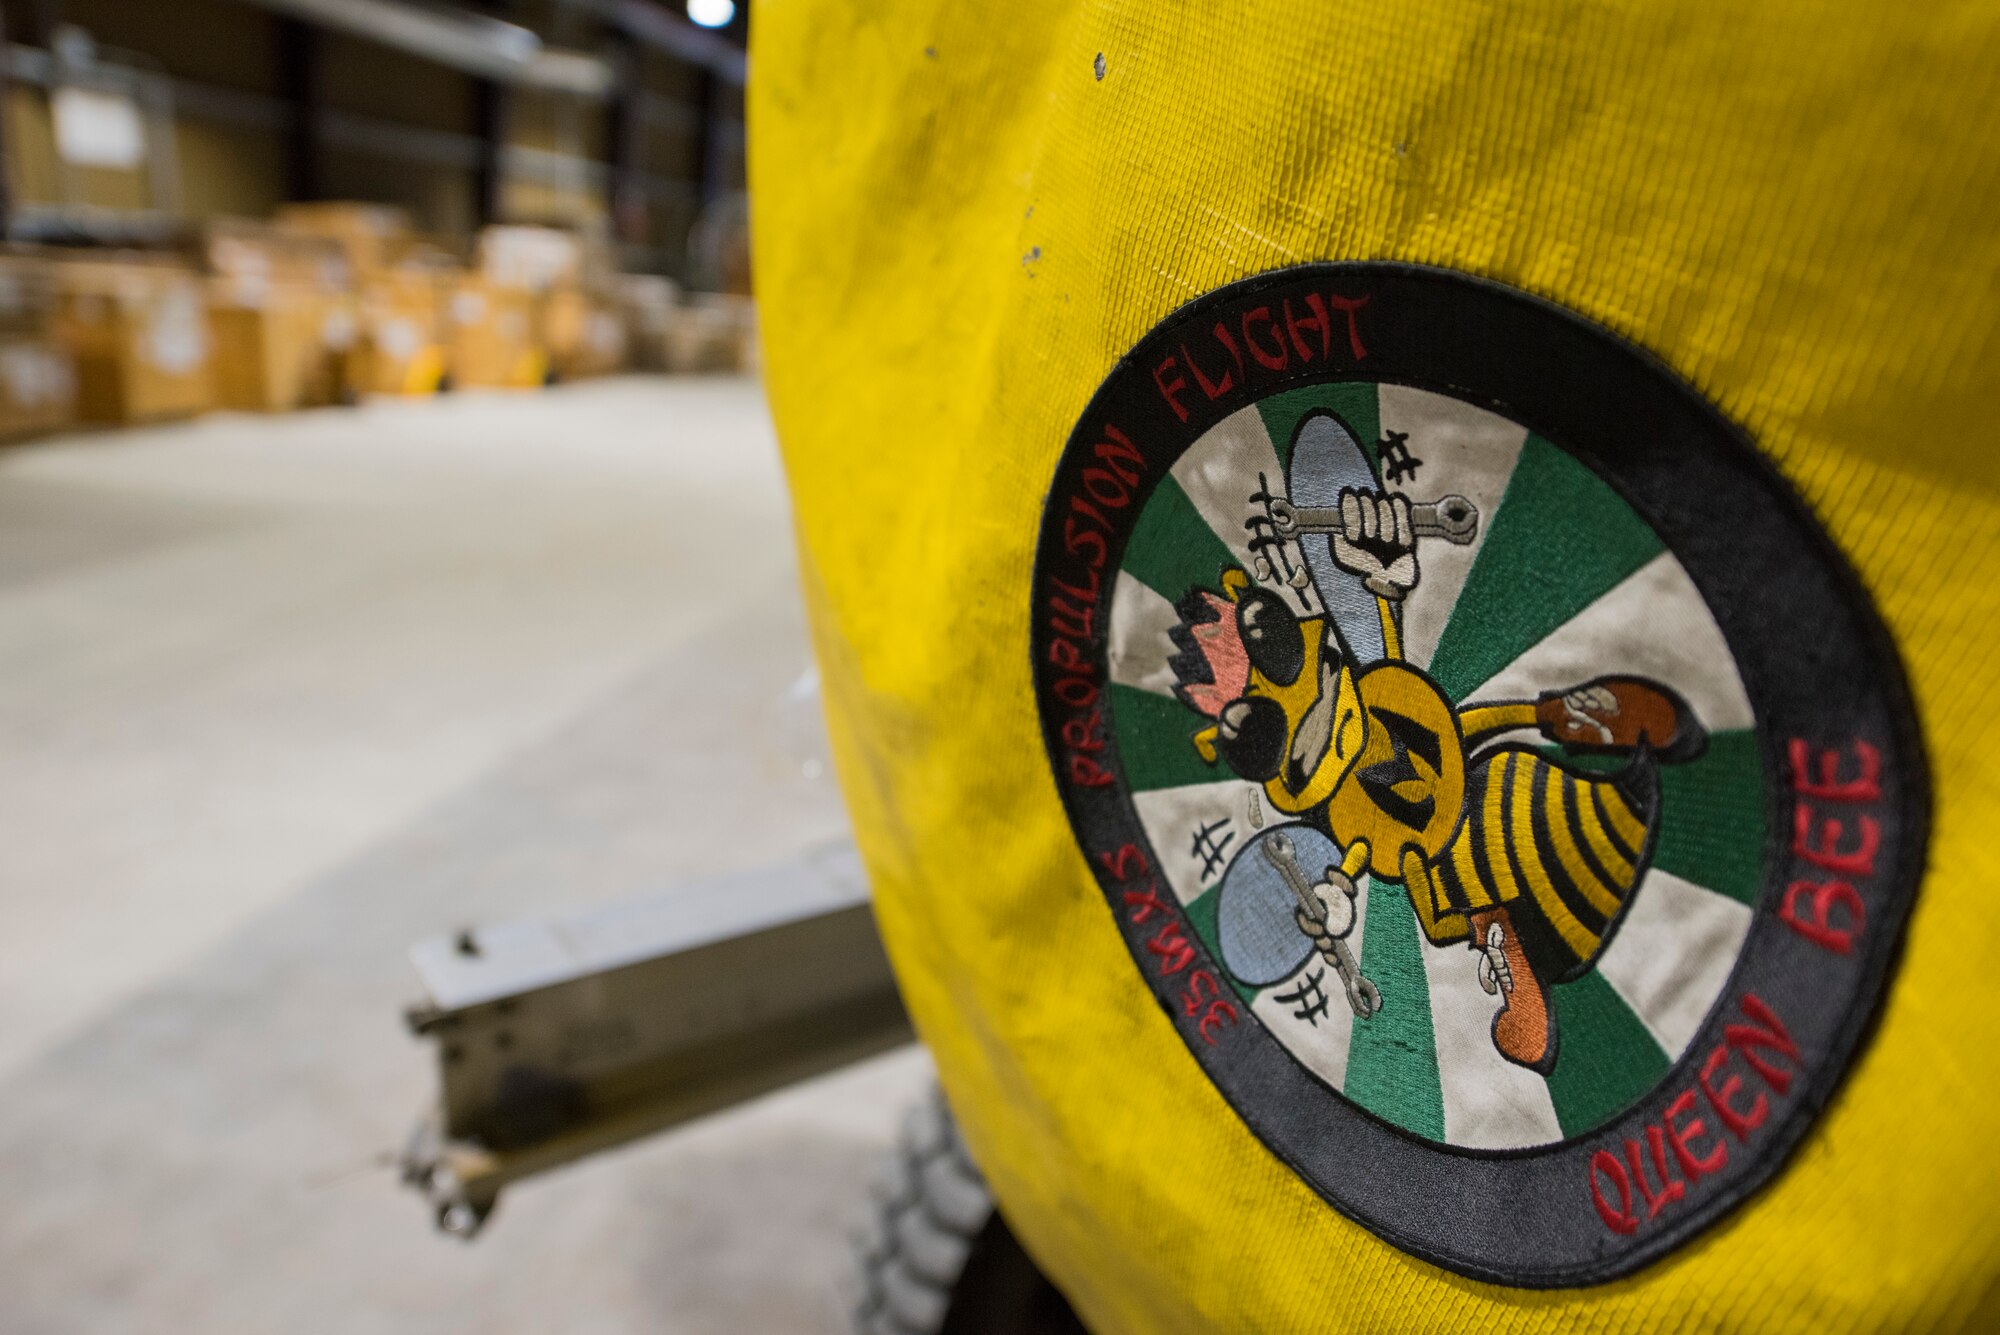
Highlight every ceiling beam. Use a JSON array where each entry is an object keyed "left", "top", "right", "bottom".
[{"left": 238, "top": 0, "right": 616, "bottom": 97}]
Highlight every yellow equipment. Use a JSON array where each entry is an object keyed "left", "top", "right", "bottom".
[{"left": 752, "top": 1, "right": 2000, "bottom": 1330}]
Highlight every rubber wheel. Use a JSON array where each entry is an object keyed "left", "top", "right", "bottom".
[{"left": 854, "top": 1085, "right": 1088, "bottom": 1335}]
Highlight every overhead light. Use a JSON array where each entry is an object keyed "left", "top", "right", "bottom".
[{"left": 687, "top": 0, "right": 735, "bottom": 29}]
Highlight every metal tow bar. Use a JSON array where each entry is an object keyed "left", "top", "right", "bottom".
[
  {"left": 1260, "top": 832, "right": 1382, "bottom": 1019},
  {"left": 1267, "top": 494, "right": 1480, "bottom": 545}
]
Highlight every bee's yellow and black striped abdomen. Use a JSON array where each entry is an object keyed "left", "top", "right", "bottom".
[{"left": 1431, "top": 749, "right": 1660, "bottom": 980}]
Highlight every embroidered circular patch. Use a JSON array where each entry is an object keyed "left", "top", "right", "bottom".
[{"left": 1030, "top": 263, "right": 1927, "bottom": 1286}]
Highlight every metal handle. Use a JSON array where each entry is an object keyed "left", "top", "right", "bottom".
[
  {"left": 1267, "top": 494, "right": 1479, "bottom": 546},
  {"left": 1260, "top": 832, "right": 1380, "bottom": 1019}
]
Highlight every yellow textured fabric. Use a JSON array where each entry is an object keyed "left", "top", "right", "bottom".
[{"left": 749, "top": 2, "right": 2000, "bottom": 1330}]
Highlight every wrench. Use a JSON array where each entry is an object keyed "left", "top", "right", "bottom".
[
  {"left": 1267, "top": 494, "right": 1479, "bottom": 546},
  {"left": 1260, "top": 832, "right": 1383, "bottom": 1019}
]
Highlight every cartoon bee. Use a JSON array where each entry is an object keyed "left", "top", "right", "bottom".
[{"left": 1170, "top": 479, "right": 1705, "bottom": 1074}]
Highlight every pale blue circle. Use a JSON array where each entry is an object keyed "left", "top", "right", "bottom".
[{"left": 1216, "top": 824, "right": 1346, "bottom": 987}]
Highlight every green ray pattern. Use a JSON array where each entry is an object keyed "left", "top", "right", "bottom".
[
  {"left": 1427, "top": 435, "right": 1664, "bottom": 703},
  {"left": 1544, "top": 970, "right": 1673, "bottom": 1138},
  {"left": 1256, "top": 382, "right": 1380, "bottom": 473},
  {"left": 1121, "top": 476, "right": 1241, "bottom": 606},
  {"left": 1108, "top": 683, "right": 1229, "bottom": 793},
  {"left": 1651, "top": 730, "right": 1767, "bottom": 906},
  {"left": 1338, "top": 881, "right": 1445, "bottom": 1140}
]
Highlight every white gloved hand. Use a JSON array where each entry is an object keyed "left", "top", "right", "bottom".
[
  {"left": 1329, "top": 488, "right": 1419, "bottom": 599},
  {"left": 1313, "top": 869, "right": 1360, "bottom": 939}
]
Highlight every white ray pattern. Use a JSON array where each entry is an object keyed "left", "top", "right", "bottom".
[
  {"left": 1459, "top": 550, "right": 1756, "bottom": 734},
  {"left": 1594, "top": 869, "right": 1755, "bottom": 1059},
  {"left": 1169, "top": 406, "right": 1307, "bottom": 605},
  {"left": 1416, "top": 930, "right": 1566, "bottom": 1148},
  {"left": 1109, "top": 569, "right": 1185, "bottom": 696},
  {"left": 1377, "top": 385, "right": 1530, "bottom": 669},
  {"left": 1131, "top": 778, "right": 1270, "bottom": 906}
]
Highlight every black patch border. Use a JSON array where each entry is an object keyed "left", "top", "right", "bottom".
[{"left": 1028, "top": 262, "right": 1928, "bottom": 1288}]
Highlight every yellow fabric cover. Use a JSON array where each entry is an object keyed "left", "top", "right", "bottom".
[{"left": 749, "top": 2, "right": 2000, "bottom": 1329}]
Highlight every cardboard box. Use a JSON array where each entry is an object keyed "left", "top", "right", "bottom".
[
  {"left": 208, "top": 285, "right": 348, "bottom": 413},
  {"left": 345, "top": 265, "right": 449, "bottom": 398},
  {"left": 540, "top": 285, "right": 627, "bottom": 381},
  {"left": 199, "top": 222, "right": 359, "bottom": 412},
  {"left": 274, "top": 202, "right": 413, "bottom": 275},
  {"left": 662, "top": 295, "right": 756, "bottom": 375},
  {"left": 445, "top": 279, "right": 545, "bottom": 390},
  {"left": 476, "top": 224, "right": 619, "bottom": 294},
  {"left": 617, "top": 274, "right": 681, "bottom": 372},
  {"left": 53, "top": 254, "right": 213, "bottom": 424},
  {"left": 0, "top": 335, "right": 75, "bottom": 438},
  {"left": 204, "top": 219, "right": 353, "bottom": 299},
  {"left": 477, "top": 225, "right": 583, "bottom": 293}
]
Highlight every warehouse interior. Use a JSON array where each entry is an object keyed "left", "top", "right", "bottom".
[{"left": 0, "top": 3, "right": 931, "bottom": 1332}]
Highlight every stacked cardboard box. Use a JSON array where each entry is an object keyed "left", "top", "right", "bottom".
[
  {"left": 279, "top": 205, "right": 451, "bottom": 397},
  {"left": 475, "top": 224, "right": 627, "bottom": 383},
  {"left": 477, "top": 225, "right": 589, "bottom": 293},
  {"left": 0, "top": 254, "right": 74, "bottom": 439},
  {"left": 539, "top": 284, "right": 628, "bottom": 382},
  {"left": 0, "top": 206, "right": 741, "bottom": 443},
  {"left": 349, "top": 264, "right": 449, "bottom": 397},
  {"left": 662, "top": 294, "right": 757, "bottom": 375},
  {"left": 274, "top": 203, "right": 415, "bottom": 275},
  {"left": 616, "top": 274, "right": 682, "bottom": 372},
  {"left": 203, "top": 221, "right": 354, "bottom": 412},
  {"left": 52, "top": 251, "right": 213, "bottom": 425},
  {"left": 445, "top": 279, "right": 544, "bottom": 390}
]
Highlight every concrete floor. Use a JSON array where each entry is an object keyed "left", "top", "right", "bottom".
[{"left": 0, "top": 379, "right": 931, "bottom": 1334}]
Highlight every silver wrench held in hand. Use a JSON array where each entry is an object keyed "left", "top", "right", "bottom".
[
  {"left": 1260, "top": 831, "right": 1382, "bottom": 1019},
  {"left": 1267, "top": 494, "right": 1480, "bottom": 545}
]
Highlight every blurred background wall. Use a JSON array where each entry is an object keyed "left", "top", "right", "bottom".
[
  {"left": 0, "top": 0, "right": 748, "bottom": 287},
  {"left": 0, "top": 0, "right": 758, "bottom": 443}
]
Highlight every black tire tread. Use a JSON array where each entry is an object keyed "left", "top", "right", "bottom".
[
  {"left": 853, "top": 1085, "right": 1089, "bottom": 1335},
  {"left": 854, "top": 1085, "right": 993, "bottom": 1335}
]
